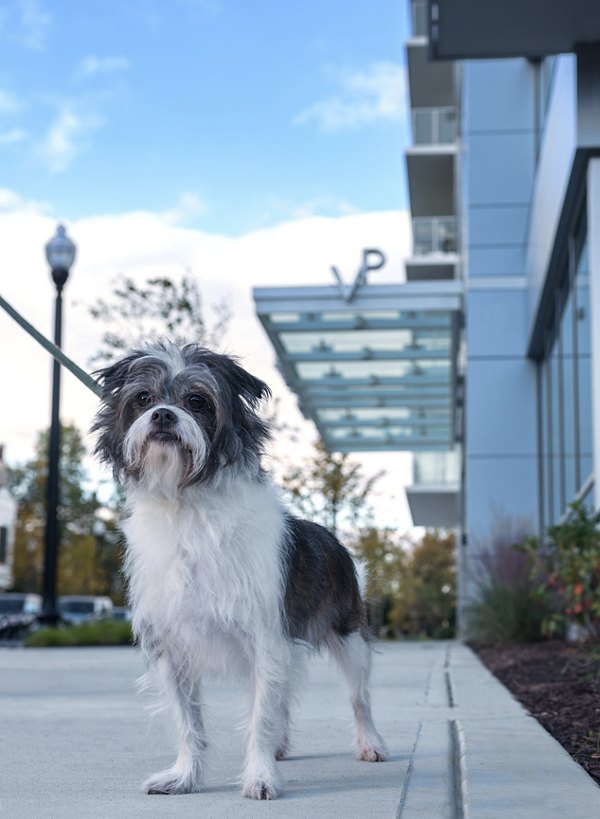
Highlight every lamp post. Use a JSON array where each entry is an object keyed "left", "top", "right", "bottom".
[{"left": 41, "top": 225, "right": 76, "bottom": 624}]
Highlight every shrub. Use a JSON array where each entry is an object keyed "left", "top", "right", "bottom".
[
  {"left": 467, "top": 545, "right": 548, "bottom": 644},
  {"left": 521, "top": 502, "right": 600, "bottom": 639},
  {"left": 25, "top": 618, "right": 133, "bottom": 647},
  {"left": 467, "top": 521, "right": 549, "bottom": 645}
]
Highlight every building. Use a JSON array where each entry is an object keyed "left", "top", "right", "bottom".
[
  {"left": 0, "top": 446, "right": 17, "bottom": 590},
  {"left": 424, "top": 0, "right": 600, "bottom": 623},
  {"left": 253, "top": 0, "right": 600, "bottom": 630}
]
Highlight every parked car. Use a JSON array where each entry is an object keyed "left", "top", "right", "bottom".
[
  {"left": 0, "top": 593, "right": 42, "bottom": 615},
  {"left": 57, "top": 595, "right": 113, "bottom": 625},
  {"left": 111, "top": 607, "right": 132, "bottom": 622},
  {"left": 0, "top": 593, "right": 42, "bottom": 640}
]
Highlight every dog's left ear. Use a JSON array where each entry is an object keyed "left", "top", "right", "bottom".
[
  {"left": 222, "top": 357, "right": 272, "bottom": 409},
  {"left": 182, "top": 345, "right": 271, "bottom": 408}
]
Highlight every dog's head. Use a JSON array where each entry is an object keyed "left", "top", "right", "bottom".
[{"left": 92, "top": 342, "right": 272, "bottom": 492}]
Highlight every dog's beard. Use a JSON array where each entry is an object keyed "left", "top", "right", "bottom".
[{"left": 124, "top": 408, "right": 208, "bottom": 496}]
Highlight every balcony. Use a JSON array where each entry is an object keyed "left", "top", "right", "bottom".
[
  {"left": 406, "top": 449, "right": 461, "bottom": 527},
  {"left": 410, "top": 0, "right": 428, "bottom": 37},
  {"left": 412, "top": 107, "right": 458, "bottom": 146},
  {"left": 413, "top": 449, "right": 460, "bottom": 484},
  {"left": 413, "top": 217, "right": 458, "bottom": 256}
]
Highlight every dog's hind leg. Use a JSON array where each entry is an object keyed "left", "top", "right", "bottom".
[
  {"left": 329, "top": 631, "right": 388, "bottom": 762},
  {"left": 143, "top": 652, "right": 207, "bottom": 795}
]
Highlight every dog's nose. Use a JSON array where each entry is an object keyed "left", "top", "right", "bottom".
[{"left": 151, "top": 407, "right": 177, "bottom": 428}]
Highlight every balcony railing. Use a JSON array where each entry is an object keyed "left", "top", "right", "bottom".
[
  {"left": 413, "top": 217, "right": 458, "bottom": 256},
  {"left": 412, "top": 107, "right": 458, "bottom": 146},
  {"left": 413, "top": 449, "right": 460, "bottom": 485},
  {"left": 411, "top": 0, "right": 428, "bottom": 37}
]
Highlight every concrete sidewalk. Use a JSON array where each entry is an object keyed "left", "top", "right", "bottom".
[{"left": 0, "top": 641, "right": 599, "bottom": 818}]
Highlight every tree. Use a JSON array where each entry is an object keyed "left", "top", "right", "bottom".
[
  {"left": 280, "top": 439, "right": 384, "bottom": 539},
  {"left": 8, "top": 424, "right": 124, "bottom": 602},
  {"left": 352, "top": 526, "right": 408, "bottom": 635},
  {"left": 389, "top": 530, "right": 456, "bottom": 638},
  {"left": 353, "top": 527, "right": 407, "bottom": 602},
  {"left": 89, "top": 272, "right": 231, "bottom": 364}
]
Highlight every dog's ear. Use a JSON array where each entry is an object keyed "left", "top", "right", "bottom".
[
  {"left": 182, "top": 345, "right": 271, "bottom": 408},
  {"left": 221, "top": 357, "right": 272, "bottom": 409},
  {"left": 94, "top": 351, "right": 143, "bottom": 401},
  {"left": 91, "top": 351, "right": 146, "bottom": 476}
]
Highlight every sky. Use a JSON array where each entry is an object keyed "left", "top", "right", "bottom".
[{"left": 0, "top": 0, "right": 415, "bottom": 530}]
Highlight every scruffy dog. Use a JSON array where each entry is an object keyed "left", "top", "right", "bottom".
[{"left": 92, "top": 342, "right": 387, "bottom": 800}]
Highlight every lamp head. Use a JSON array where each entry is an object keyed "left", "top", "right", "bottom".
[{"left": 45, "top": 224, "right": 76, "bottom": 290}]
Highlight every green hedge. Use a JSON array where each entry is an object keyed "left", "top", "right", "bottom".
[{"left": 25, "top": 619, "right": 133, "bottom": 647}]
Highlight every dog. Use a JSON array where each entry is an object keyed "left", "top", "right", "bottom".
[{"left": 92, "top": 341, "right": 387, "bottom": 800}]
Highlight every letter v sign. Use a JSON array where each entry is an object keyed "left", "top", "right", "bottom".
[{"left": 330, "top": 248, "right": 386, "bottom": 302}]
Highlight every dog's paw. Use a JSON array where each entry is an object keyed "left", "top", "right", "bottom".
[
  {"left": 359, "top": 745, "right": 387, "bottom": 762},
  {"left": 359, "top": 739, "right": 388, "bottom": 762},
  {"left": 242, "top": 779, "right": 280, "bottom": 800},
  {"left": 143, "top": 767, "right": 200, "bottom": 795},
  {"left": 274, "top": 736, "right": 290, "bottom": 760}
]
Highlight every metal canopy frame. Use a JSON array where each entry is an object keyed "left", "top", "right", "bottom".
[{"left": 253, "top": 282, "right": 463, "bottom": 453}]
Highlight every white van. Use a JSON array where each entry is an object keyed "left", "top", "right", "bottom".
[
  {"left": 57, "top": 595, "right": 113, "bottom": 625},
  {"left": 0, "top": 592, "right": 42, "bottom": 615}
]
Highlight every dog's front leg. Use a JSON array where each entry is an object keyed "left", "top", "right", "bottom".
[
  {"left": 143, "top": 651, "right": 207, "bottom": 795},
  {"left": 241, "top": 640, "right": 288, "bottom": 800}
]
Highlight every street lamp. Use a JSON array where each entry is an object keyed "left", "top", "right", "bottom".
[{"left": 41, "top": 225, "right": 76, "bottom": 624}]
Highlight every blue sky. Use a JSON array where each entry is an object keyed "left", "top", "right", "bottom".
[
  {"left": 0, "top": 0, "right": 409, "bottom": 234},
  {"left": 0, "top": 0, "right": 414, "bottom": 527}
]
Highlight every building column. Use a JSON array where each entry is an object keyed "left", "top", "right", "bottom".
[{"left": 588, "top": 158, "right": 600, "bottom": 509}]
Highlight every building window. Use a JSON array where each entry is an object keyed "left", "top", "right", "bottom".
[
  {"left": 539, "top": 208, "right": 592, "bottom": 527},
  {"left": 0, "top": 526, "right": 7, "bottom": 564}
]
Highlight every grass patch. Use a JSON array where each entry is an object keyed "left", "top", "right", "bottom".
[{"left": 25, "top": 619, "right": 133, "bottom": 648}]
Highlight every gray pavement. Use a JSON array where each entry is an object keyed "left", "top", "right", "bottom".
[{"left": 1, "top": 641, "right": 599, "bottom": 818}]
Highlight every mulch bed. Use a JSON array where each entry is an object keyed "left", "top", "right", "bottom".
[{"left": 473, "top": 640, "right": 600, "bottom": 786}]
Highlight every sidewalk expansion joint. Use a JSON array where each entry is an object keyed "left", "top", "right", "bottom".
[
  {"left": 449, "top": 718, "right": 469, "bottom": 819},
  {"left": 396, "top": 721, "right": 423, "bottom": 818}
]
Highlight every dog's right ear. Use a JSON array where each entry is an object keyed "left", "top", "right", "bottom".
[
  {"left": 91, "top": 351, "right": 144, "bottom": 476},
  {"left": 94, "top": 351, "right": 142, "bottom": 401}
]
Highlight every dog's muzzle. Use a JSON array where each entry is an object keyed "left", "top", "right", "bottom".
[{"left": 150, "top": 407, "right": 179, "bottom": 441}]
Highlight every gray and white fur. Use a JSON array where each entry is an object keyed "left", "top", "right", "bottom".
[{"left": 92, "top": 342, "right": 387, "bottom": 801}]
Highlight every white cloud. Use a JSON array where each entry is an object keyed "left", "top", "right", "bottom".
[
  {"left": 295, "top": 62, "right": 406, "bottom": 132},
  {"left": 37, "top": 105, "right": 104, "bottom": 173},
  {"left": 0, "top": 127, "right": 27, "bottom": 145},
  {"left": 0, "top": 88, "right": 24, "bottom": 114},
  {"left": 16, "top": 0, "right": 51, "bottom": 50},
  {"left": 75, "top": 55, "right": 131, "bottom": 78},
  {"left": 0, "top": 192, "right": 413, "bottom": 527},
  {"left": 162, "top": 192, "right": 207, "bottom": 225},
  {"left": 255, "top": 195, "right": 360, "bottom": 227}
]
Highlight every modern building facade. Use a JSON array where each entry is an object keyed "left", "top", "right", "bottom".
[
  {"left": 424, "top": 0, "right": 600, "bottom": 620},
  {"left": 253, "top": 0, "right": 600, "bottom": 629}
]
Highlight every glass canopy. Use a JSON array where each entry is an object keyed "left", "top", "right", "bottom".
[{"left": 253, "top": 282, "right": 463, "bottom": 453}]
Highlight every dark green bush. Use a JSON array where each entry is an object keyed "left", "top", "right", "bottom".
[{"left": 25, "top": 618, "right": 133, "bottom": 647}]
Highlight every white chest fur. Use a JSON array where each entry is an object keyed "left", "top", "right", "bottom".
[{"left": 122, "top": 474, "right": 287, "bottom": 669}]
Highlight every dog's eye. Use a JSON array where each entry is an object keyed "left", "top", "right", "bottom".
[
  {"left": 137, "top": 391, "right": 152, "bottom": 407},
  {"left": 188, "top": 393, "right": 207, "bottom": 411}
]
